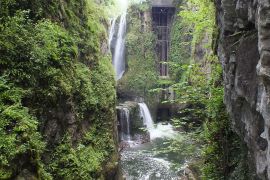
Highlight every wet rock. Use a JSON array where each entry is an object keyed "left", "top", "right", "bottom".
[
  {"left": 178, "top": 166, "right": 197, "bottom": 180},
  {"left": 133, "top": 133, "right": 150, "bottom": 144},
  {"left": 119, "top": 141, "right": 131, "bottom": 151},
  {"left": 181, "top": 171, "right": 195, "bottom": 180},
  {"left": 216, "top": 0, "right": 270, "bottom": 178},
  {"left": 117, "top": 101, "right": 149, "bottom": 142}
]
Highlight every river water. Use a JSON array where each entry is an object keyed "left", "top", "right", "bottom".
[{"left": 120, "top": 123, "right": 192, "bottom": 180}]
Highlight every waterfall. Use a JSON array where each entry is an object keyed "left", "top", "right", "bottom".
[
  {"left": 119, "top": 107, "right": 131, "bottom": 141},
  {"left": 123, "top": 107, "right": 131, "bottom": 140},
  {"left": 112, "top": 13, "right": 127, "bottom": 80},
  {"left": 139, "top": 103, "right": 176, "bottom": 140},
  {"left": 138, "top": 103, "right": 154, "bottom": 129},
  {"left": 108, "top": 0, "right": 128, "bottom": 80},
  {"left": 108, "top": 18, "right": 116, "bottom": 49}
]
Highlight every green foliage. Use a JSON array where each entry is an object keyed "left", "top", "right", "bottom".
[
  {"left": 0, "top": 0, "right": 109, "bottom": 64},
  {"left": 202, "top": 108, "right": 250, "bottom": 180},
  {"left": 0, "top": 79, "right": 49, "bottom": 179},
  {"left": 153, "top": 131, "right": 201, "bottom": 170},
  {"left": 0, "top": 11, "right": 77, "bottom": 88},
  {"left": 118, "top": 2, "right": 158, "bottom": 98},
  {"left": 49, "top": 138, "right": 105, "bottom": 180},
  {"left": 167, "top": 0, "right": 250, "bottom": 178},
  {"left": 170, "top": 54, "right": 223, "bottom": 128},
  {"left": 0, "top": 1, "right": 117, "bottom": 179},
  {"left": 45, "top": 58, "right": 116, "bottom": 180},
  {"left": 179, "top": 0, "right": 216, "bottom": 49},
  {"left": 169, "top": 14, "right": 191, "bottom": 81},
  {"left": 171, "top": 52, "right": 249, "bottom": 179},
  {"left": 90, "top": 56, "right": 116, "bottom": 109}
]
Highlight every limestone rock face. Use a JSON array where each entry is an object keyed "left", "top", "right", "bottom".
[{"left": 215, "top": 0, "right": 270, "bottom": 179}]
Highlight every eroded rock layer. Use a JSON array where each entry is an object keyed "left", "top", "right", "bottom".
[{"left": 215, "top": 0, "right": 270, "bottom": 179}]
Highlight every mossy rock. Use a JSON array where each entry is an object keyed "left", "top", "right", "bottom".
[{"left": 117, "top": 101, "right": 147, "bottom": 137}]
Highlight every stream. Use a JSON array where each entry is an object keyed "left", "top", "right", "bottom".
[
  {"left": 119, "top": 104, "right": 195, "bottom": 180},
  {"left": 120, "top": 124, "right": 185, "bottom": 180}
]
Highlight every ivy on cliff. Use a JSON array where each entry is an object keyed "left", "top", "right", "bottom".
[
  {"left": 0, "top": 0, "right": 117, "bottom": 179},
  {"left": 117, "top": 1, "right": 158, "bottom": 99},
  {"left": 179, "top": 0, "right": 216, "bottom": 50},
  {"left": 0, "top": 79, "right": 48, "bottom": 179}
]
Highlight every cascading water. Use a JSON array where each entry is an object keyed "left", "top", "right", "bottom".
[
  {"left": 111, "top": 13, "right": 127, "bottom": 80},
  {"left": 121, "top": 103, "right": 182, "bottom": 179},
  {"left": 138, "top": 103, "right": 154, "bottom": 129},
  {"left": 119, "top": 107, "right": 131, "bottom": 141},
  {"left": 138, "top": 102, "right": 176, "bottom": 140}
]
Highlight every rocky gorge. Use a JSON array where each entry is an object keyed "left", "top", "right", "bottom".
[
  {"left": 215, "top": 0, "right": 270, "bottom": 179},
  {"left": 1, "top": 0, "right": 270, "bottom": 179}
]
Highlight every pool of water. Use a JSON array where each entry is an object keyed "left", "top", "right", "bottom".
[{"left": 120, "top": 123, "right": 192, "bottom": 180}]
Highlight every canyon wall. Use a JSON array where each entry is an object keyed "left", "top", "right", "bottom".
[
  {"left": 0, "top": 0, "right": 118, "bottom": 179},
  {"left": 215, "top": 0, "right": 270, "bottom": 179}
]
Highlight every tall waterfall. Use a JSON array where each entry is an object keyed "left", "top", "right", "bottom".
[
  {"left": 119, "top": 107, "right": 131, "bottom": 141},
  {"left": 112, "top": 13, "right": 127, "bottom": 80}
]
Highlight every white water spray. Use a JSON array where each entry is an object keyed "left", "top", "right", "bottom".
[
  {"left": 139, "top": 103, "right": 176, "bottom": 140},
  {"left": 138, "top": 103, "right": 154, "bottom": 129}
]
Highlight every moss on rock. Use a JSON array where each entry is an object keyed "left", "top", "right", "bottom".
[{"left": 0, "top": 0, "right": 118, "bottom": 179}]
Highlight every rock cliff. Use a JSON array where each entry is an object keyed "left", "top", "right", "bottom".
[
  {"left": 215, "top": 0, "right": 270, "bottom": 179},
  {"left": 0, "top": 0, "right": 118, "bottom": 179}
]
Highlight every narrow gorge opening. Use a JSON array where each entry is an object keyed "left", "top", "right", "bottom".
[
  {"left": 1, "top": 0, "right": 268, "bottom": 179},
  {"left": 115, "top": 2, "right": 195, "bottom": 179}
]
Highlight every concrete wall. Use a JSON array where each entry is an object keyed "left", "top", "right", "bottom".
[{"left": 151, "top": 0, "right": 174, "bottom": 7}]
